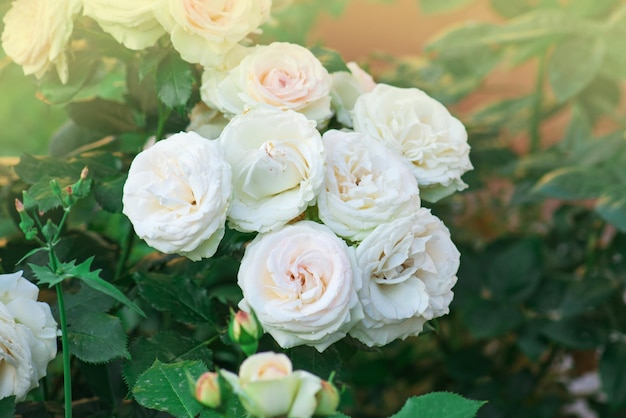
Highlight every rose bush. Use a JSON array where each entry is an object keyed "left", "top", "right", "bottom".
[
  {"left": 1, "top": 0, "right": 81, "bottom": 83},
  {"left": 122, "top": 131, "right": 232, "bottom": 261},
  {"left": 201, "top": 41, "right": 333, "bottom": 124},
  {"left": 218, "top": 107, "right": 325, "bottom": 233},
  {"left": 352, "top": 83, "right": 473, "bottom": 202},
  {"left": 0, "top": 272, "right": 57, "bottom": 400},
  {"left": 318, "top": 129, "right": 421, "bottom": 242},
  {"left": 237, "top": 221, "right": 363, "bottom": 351}
]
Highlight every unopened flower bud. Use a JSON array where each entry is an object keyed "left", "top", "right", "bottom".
[
  {"left": 80, "top": 166, "right": 89, "bottom": 180},
  {"left": 229, "top": 309, "right": 262, "bottom": 345},
  {"left": 15, "top": 198, "right": 24, "bottom": 212},
  {"left": 195, "top": 372, "right": 221, "bottom": 409},
  {"left": 314, "top": 380, "right": 340, "bottom": 416}
]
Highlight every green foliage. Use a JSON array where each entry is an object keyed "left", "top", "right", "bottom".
[
  {"left": 156, "top": 52, "right": 194, "bottom": 110},
  {"left": 133, "top": 360, "right": 208, "bottom": 418},
  {"left": 391, "top": 392, "right": 486, "bottom": 418}
]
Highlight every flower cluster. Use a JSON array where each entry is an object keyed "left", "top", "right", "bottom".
[
  {"left": 2, "top": 0, "right": 471, "bottom": 352},
  {"left": 0, "top": 272, "right": 58, "bottom": 400}
]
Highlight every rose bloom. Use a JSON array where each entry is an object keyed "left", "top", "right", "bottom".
[
  {"left": 218, "top": 107, "right": 325, "bottom": 233},
  {"left": 0, "top": 271, "right": 58, "bottom": 400},
  {"left": 237, "top": 221, "right": 363, "bottom": 352},
  {"left": 122, "top": 131, "right": 232, "bottom": 261},
  {"left": 82, "top": 0, "right": 165, "bottom": 50},
  {"left": 153, "top": 0, "right": 271, "bottom": 67},
  {"left": 201, "top": 42, "right": 333, "bottom": 125},
  {"left": 349, "top": 209, "right": 460, "bottom": 347},
  {"left": 352, "top": 83, "right": 473, "bottom": 202},
  {"left": 221, "top": 352, "right": 324, "bottom": 418},
  {"left": 1, "top": 0, "right": 81, "bottom": 83},
  {"left": 330, "top": 61, "right": 376, "bottom": 127},
  {"left": 318, "top": 130, "right": 421, "bottom": 242}
]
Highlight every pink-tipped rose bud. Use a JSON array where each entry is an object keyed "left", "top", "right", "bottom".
[
  {"left": 15, "top": 198, "right": 24, "bottom": 212},
  {"left": 314, "top": 380, "right": 341, "bottom": 416},
  {"left": 229, "top": 309, "right": 263, "bottom": 345},
  {"left": 80, "top": 166, "right": 89, "bottom": 180},
  {"left": 195, "top": 372, "right": 221, "bottom": 409}
]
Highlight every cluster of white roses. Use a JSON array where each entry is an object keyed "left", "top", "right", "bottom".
[
  {"left": 2, "top": 0, "right": 472, "bottom": 350},
  {"left": 0, "top": 272, "right": 58, "bottom": 400}
]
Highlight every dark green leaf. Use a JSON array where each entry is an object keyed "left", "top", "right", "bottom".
[
  {"left": 391, "top": 392, "right": 486, "bottom": 418},
  {"left": 600, "top": 341, "right": 626, "bottom": 408},
  {"left": 541, "top": 316, "right": 609, "bottom": 349},
  {"left": 0, "top": 396, "right": 15, "bottom": 417},
  {"left": 64, "top": 282, "right": 116, "bottom": 314},
  {"left": 548, "top": 36, "right": 606, "bottom": 102},
  {"left": 93, "top": 174, "right": 127, "bottom": 213},
  {"left": 134, "top": 273, "right": 215, "bottom": 324},
  {"left": 37, "top": 53, "right": 97, "bottom": 104},
  {"left": 14, "top": 153, "right": 121, "bottom": 185},
  {"left": 486, "top": 239, "right": 542, "bottom": 302},
  {"left": 558, "top": 277, "right": 617, "bottom": 318},
  {"left": 419, "top": 0, "right": 476, "bottom": 14},
  {"left": 29, "top": 264, "right": 64, "bottom": 287},
  {"left": 67, "top": 310, "right": 129, "bottom": 363},
  {"left": 67, "top": 98, "right": 139, "bottom": 134},
  {"left": 596, "top": 186, "right": 626, "bottom": 231},
  {"left": 533, "top": 166, "right": 609, "bottom": 200},
  {"left": 156, "top": 53, "right": 193, "bottom": 109},
  {"left": 462, "top": 300, "right": 524, "bottom": 338},
  {"left": 309, "top": 46, "right": 349, "bottom": 73},
  {"left": 123, "top": 331, "right": 213, "bottom": 389},
  {"left": 132, "top": 360, "right": 206, "bottom": 418}
]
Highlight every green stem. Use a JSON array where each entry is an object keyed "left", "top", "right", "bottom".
[
  {"left": 114, "top": 224, "right": 135, "bottom": 281},
  {"left": 55, "top": 282, "right": 72, "bottom": 418},
  {"left": 155, "top": 102, "right": 172, "bottom": 142},
  {"left": 530, "top": 53, "right": 546, "bottom": 154},
  {"left": 52, "top": 209, "right": 70, "bottom": 243}
]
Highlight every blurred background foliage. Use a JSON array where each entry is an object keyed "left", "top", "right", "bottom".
[{"left": 1, "top": 0, "right": 626, "bottom": 417}]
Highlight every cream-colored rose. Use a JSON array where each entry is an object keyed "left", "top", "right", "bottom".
[
  {"left": 82, "top": 0, "right": 165, "bottom": 50},
  {"left": 153, "top": 0, "right": 271, "bottom": 67},
  {"left": 349, "top": 209, "right": 460, "bottom": 347},
  {"left": 186, "top": 102, "right": 229, "bottom": 140},
  {"left": 202, "top": 42, "right": 333, "bottom": 124},
  {"left": 318, "top": 130, "right": 421, "bottom": 242},
  {"left": 238, "top": 221, "right": 363, "bottom": 352},
  {"left": 221, "top": 352, "right": 325, "bottom": 418},
  {"left": 0, "top": 271, "right": 58, "bottom": 400},
  {"left": 330, "top": 62, "right": 376, "bottom": 127},
  {"left": 122, "top": 131, "right": 232, "bottom": 261},
  {"left": 1, "top": 0, "right": 81, "bottom": 83},
  {"left": 352, "top": 83, "right": 473, "bottom": 202},
  {"left": 218, "top": 108, "right": 325, "bottom": 233}
]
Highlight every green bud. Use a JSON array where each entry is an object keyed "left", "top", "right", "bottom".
[
  {"left": 314, "top": 380, "right": 341, "bottom": 416},
  {"left": 195, "top": 372, "right": 221, "bottom": 409}
]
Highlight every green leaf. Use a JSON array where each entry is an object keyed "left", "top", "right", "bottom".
[
  {"left": 419, "top": 0, "right": 476, "bottom": 14},
  {"left": 134, "top": 273, "right": 215, "bottom": 324},
  {"left": 67, "top": 310, "right": 129, "bottom": 363},
  {"left": 0, "top": 396, "right": 15, "bottom": 417},
  {"left": 67, "top": 98, "right": 139, "bottom": 134},
  {"left": 14, "top": 153, "right": 121, "bottom": 185},
  {"left": 533, "top": 166, "right": 608, "bottom": 200},
  {"left": 93, "top": 174, "right": 127, "bottom": 213},
  {"left": 37, "top": 52, "right": 97, "bottom": 104},
  {"left": 541, "top": 316, "right": 609, "bottom": 349},
  {"left": 600, "top": 341, "right": 626, "bottom": 408},
  {"left": 309, "top": 46, "right": 349, "bottom": 73},
  {"left": 29, "top": 264, "right": 64, "bottom": 287},
  {"left": 548, "top": 36, "right": 606, "bottom": 102},
  {"left": 156, "top": 53, "right": 193, "bottom": 109},
  {"left": 489, "top": 0, "right": 534, "bottom": 18},
  {"left": 123, "top": 331, "right": 213, "bottom": 389},
  {"left": 64, "top": 282, "right": 116, "bottom": 314},
  {"left": 596, "top": 186, "right": 626, "bottom": 231},
  {"left": 70, "top": 258, "right": 146, "bottom": 317},
  {"left": 391, "top": 392, "right": 486, "bottom": 418},
  {"left": 486, "top": 239, "right": 542, "bottom": 302},
  {"left": 558, "top": 277, "right": 617, "bottom": 318},
  {"left": 462, "top": 300, "right": 524, "bottom": 339},
  {"left": 133, "top": 359, "right": 206, "bottom": 418}
]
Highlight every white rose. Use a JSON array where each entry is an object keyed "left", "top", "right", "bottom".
[
  {"left": 82, "top": 0, "right": 165, "bottom": 50},
  {"left": 0, "top": 272, "right": 58, "bottom": 400},
  {"left": 202, "top": 42, "right": 333, "bottom": 125},
  {"left": 221, "top": 352, "right": 324, "bottom": 418},
  {"left": 122, "top": 131, "right": 232, "bottom": 261},
  {"left": 1, "top": 0, "right": 81, "bottom": 83},
  {"left": 318, "top": 130, "right": 421, "bottom": 242},
  {"left": 218, "top": 108, "right": 325, "bottom": 233},
  {"left": 350, "top": 209, "right": 460, "bottom": 347},
  {"left": 237, "top": 221, "right": 363, "bottom": 352},
  {"left": 352, "top": 84, "right": 473, "bottom": 202},
  {"left": 330, "top": 62, "right": 376, "bottom": 127},
  {"left": 186, "top": 102, "right": 229, "bottom": 140},
  {"left": 153, "top": 0, "right": 271, "bottom": 67}
]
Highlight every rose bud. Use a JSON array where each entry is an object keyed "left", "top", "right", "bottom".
[
  {"left": 314, "top": 380, "right": 341, "bottom": 416},
  {"left": 195, "top": 372, "right": 221, "bottom": 409},
  {"left": 228, "top": 309, "right": 263, "bottom": 356}
]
